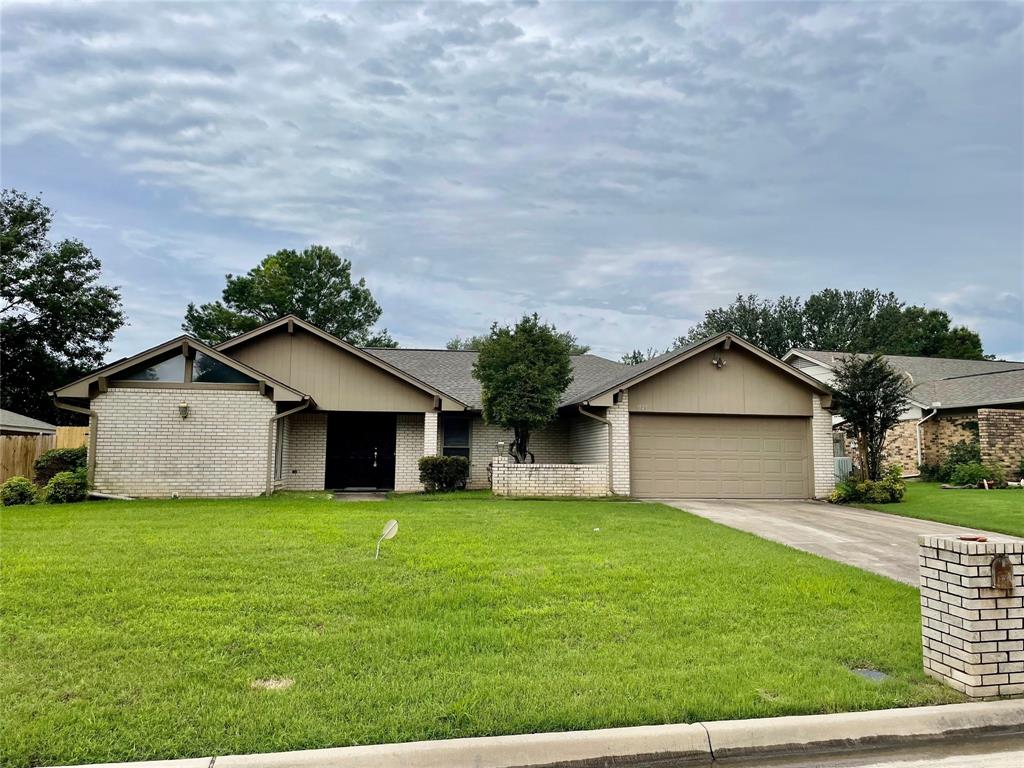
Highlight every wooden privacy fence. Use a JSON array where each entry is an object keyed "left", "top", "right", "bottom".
[
  {"left": 1, "top": 435, "right": 55, "bottom": 483},
  {"left": 0, "top": 427, "right": 88, "bottom": 483}
]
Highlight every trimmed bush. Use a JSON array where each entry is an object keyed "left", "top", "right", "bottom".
[
  {"left": 44, "top": 467, "right": 89, "bottom": 504},
  {"left": 830, "top": 464, "right": 906, "bottom": 504},
  {"left": 1, "top": 476, "right": 38, "bottom": 506},
  {"left": 949, "top": 462, "right": 1006, "bottom": 487},
  {"left": 34, "top": 447, "right": 88, "bottom": 486},
  {"left": 418, "top": 455, "right": 470, "bottom": 492}
]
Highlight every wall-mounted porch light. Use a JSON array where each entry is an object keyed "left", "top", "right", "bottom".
[{"left": 178, "top": 401, "right": 190, "bottom": 419}]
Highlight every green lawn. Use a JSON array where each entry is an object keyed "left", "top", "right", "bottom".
[
  {"left": 858, "top": 481, "right": 1024, "bottom": 537},
  {"left": 2, "top": 492, "right": 959, "bottom": 767}
]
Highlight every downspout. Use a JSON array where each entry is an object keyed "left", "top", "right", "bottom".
[
  {"left": 578, "top": 405, "right": 613, "bottom": 494},
  {"left": 916, "top": 406, "right": 939, "bottom": 471},
  {"left": 54, "top": 398, "right": 98, "bottom": 486},
  {"left": 266, "top": 397, "right": 311, "bottom": 496}
]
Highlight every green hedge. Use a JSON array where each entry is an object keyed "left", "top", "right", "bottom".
[
  {"left": 418, "top": 456, "right": 470, "bottom": 492},
  {"left": 34, "top": 447, "right": 87, "bottom": 486}
]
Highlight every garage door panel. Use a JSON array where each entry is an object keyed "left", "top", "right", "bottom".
[{"left": 631, "top": 414, "right": 810, "bottom": 499}]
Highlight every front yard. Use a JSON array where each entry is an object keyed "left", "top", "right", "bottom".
[
  {"left": 858, "top": 481, "right": 1024, "bottom": 537},
  {"left": 2, "top": 492, "right": 959, "bottom": 767}
]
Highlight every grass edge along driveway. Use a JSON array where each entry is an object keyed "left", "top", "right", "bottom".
[
  {"left": 857, "top": 481, "right": 1024, "bottom": 538},
  {"left": 1, "top": 492, "right": 959, "bottom": 767}
]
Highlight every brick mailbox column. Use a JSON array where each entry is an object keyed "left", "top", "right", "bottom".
[{"left": 919, "top": 535, "right": 1024, "bottom": 698}]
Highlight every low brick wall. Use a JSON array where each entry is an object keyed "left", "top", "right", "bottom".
[
  {"left": 491, "top": 455, "right": 609, "bottom": 497},
  {"left": 919, "top": 535, "right": 1024, "bottom": 698},
  {"left": 979, "top": 408, "right": 1024, "bottom": 480}
]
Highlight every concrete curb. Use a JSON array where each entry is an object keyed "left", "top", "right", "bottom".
[{"left": 52, "top": 700, "right": 1024, "bottom": 768}]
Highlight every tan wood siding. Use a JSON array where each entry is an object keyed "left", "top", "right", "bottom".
[
  {"left": 227, "top": 329, "right": 435, "bottom": 412},
  {"left": 628, "top": 346, "right": 813, "bottom": 416},
  {"left": 630, "top": 414, "right": 812, "bottom": 498}
]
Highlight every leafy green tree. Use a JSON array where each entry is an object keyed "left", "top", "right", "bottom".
[
  {"left": 183, "top": 245, "right": 395, "bottom": 346},
  {"left": 472, "top": 314, "right": 574, "bottom": 463},
  {"left": 448, "top": 330, "right": 589, "bottom": 355},
  {"left": 832, "top": 354, "right": 913, "bottom": 481},
  {"left": 1, "top": 189, "right": 125, "bottom": 424},
  {"left": 677, "top": 289, "right": 986, "bottom": 359}
]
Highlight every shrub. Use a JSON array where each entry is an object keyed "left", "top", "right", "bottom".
[
  {"left": 34, "top": 447, "right": 87, "bottom": 486},
  {"left": 918, "top": 463, "right": 943, "bottom": 482},
  {"left": 418, "top": 455, "right": 470, "bottom": 492},
  {"left": 44, "top": 467, "right": 89, "bottom": 504},
  {"left": 1, "top": 476, "right": 38, "bottom": 506},
  {"left": 829, "top": 464, "right": 905, "bottom": 504},
  {"left": 949, "top": 462, "right": 1006, "bottom": 487}
]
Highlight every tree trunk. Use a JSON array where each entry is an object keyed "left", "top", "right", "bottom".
[
  {"left": 856, "top": 433, "right": 869, "bottom": 481},
  {"left": 511, "top": 427, "right": 531, "bottom": 464}
]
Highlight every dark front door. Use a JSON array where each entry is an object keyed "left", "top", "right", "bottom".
[{"left": 325, "top": 413, "right": 397, "bottom": 490}]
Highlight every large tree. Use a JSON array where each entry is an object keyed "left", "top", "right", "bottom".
[
  {"left": 677, "top": 289, "right": 986, "bottom": 359},
  {"left": 1, "top": 189, "right": 126, "bottom": 424},
  {"left": 183, "top": 245, "right": 395, "bottom": 346},
  {"left": 448, "top": 330, "right": 589, "bottom": 355},
  {"left": 472, "top": 314, "right": 574, "bottom": 463},
  {"left": 832, "top": 354, "right": 914, "bottom": 481}
]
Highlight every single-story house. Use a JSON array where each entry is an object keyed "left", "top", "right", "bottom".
[
  {"left": 783, "top": 349, "right": 1024, "bottom": 479},
  {"left": 0, "top": 408, "right": 57, "bottom": 436},
  {"left": 53, "top": 315, "right": 836, "bottom": 499}
]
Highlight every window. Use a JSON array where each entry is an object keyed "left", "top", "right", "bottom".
[
  {"left": 115, "top": 354, "right": 187, "bottom": 382},
  {"left": 442, "top": 415, "right": 470, "bottom": 458},
  {"left": 191, "top": 352, "right": 256, "bottom": 384}
]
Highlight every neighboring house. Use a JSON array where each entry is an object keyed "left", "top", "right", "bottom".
[
  {"left": 0, "top": 409, "right": 56, "bottom": 436},
  {"left": 783, "top": 349, "right": 1024, "bottom": 479},
  {"left": 53, "top": 315, "right": 835, "bottom": 499}
]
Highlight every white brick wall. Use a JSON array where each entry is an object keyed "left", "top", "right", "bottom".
[
  {"left": 919, "top": 535, "right": 1024, "bottom": 698},
  {"left": 423, "top": 411, "right": 438, "bottom": 458},
  {"left": 812, "top": 393, "right": 835, "bottom": 499},
  {"left": 92, "top": 387, "right": 275, "bottom": 498},
  {"left": 608, "top": 393, "right": 630, "bottom": 496},
  {"left": 491, "top": 455, "right": 609, "bottom": 496},
  {"left": 395, "top": 414, "right": 425, "bottom": 491},
  {"left": 280, "top": 411, "right": 327, "bottom": 490}
]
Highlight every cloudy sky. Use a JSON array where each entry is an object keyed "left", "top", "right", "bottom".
[{"left": 3, "top": 1, "right": 1022, "bottom": 361}]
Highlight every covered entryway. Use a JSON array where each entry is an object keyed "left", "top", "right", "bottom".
[
  {"left": 325, "top": 413, "right": 396, "bottom": 490},
  {"left": 630, "top": 414, "right": 811, "bottom": 498}
]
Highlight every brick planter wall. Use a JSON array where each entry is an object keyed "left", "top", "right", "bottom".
[
  {"left": 92, "top": 387, "right": 276, "bottom": 498},
  {"left": 979, "top": 408, "right": 1024, "bottom": 480},
  {"left": 491, "top": 455, "right": 609, "bottom": 497},
  {"left": 918, "top": 535, "right": 1024, "bottom": 698}
]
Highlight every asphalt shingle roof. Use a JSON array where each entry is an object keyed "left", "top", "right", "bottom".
[
  {"left": 0, "top": 408, "right": 56, "bottom": 433},
  {"left": 363, "top": 348, "right": 628, "bottom": 410},
  {"left": 790, "top": 349, "right": 1024, "bottom": 409}
]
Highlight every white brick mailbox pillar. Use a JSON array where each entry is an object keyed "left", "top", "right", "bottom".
[{"left": 919, "top": 534, "right": 1024, "bottom": 698}]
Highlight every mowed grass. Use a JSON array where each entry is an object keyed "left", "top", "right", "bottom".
[
  {"left": 858, "top": 481, "right": 1024, "bottom": 537},
  {"left": 2, "top": 492, "right": 960, "bottom": 766}
]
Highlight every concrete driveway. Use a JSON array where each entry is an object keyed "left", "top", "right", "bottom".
[{"left": 657, "top": 498, "right": 1020, "bottom": 585}]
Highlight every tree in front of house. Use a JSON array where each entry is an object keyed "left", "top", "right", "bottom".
[
  {"left": 677, "top": 289, "right": 987, "bottom": 359},
  {"left": 448, "top": 330, "right": 590, "bottom": 355},
  {"left": 183, "top": 245, "right": 396, "bottom": 347},
  {"left": 831, "top": 353, "right": 913, "bottom": 481},
  {"left": 1, "top": 189, "right": 126, "bottom": 424},
  {"left": 472, "top": 314, "right": 574, "bottom": 463}
]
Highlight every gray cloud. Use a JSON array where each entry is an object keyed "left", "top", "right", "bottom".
[{"left": 1, "top": 1, "right": 1021, "bottom": 360}]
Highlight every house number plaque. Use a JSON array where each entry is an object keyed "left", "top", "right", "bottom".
[{"left": 991, "top": 554, "right": 1015, "bottom": 591}]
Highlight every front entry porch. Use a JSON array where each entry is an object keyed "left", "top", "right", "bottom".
[{"left": 325, "top": 412, "right": 397, "bottom": 490}]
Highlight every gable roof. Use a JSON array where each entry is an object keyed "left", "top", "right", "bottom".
[
  {"left": 573, "top": 332, "right": 832, "bottom": 405},
  {"left": 0, "top": 408, "right": 57, "bottom": 434},
  {"left": 53, "top": 335, "right": 308, "bottom": 403},
  {"left": 216, "top": 315, "right": 470, "bottom": 409},
  {"left": 364, "top": 347, "right": 628, "bottom": 410},
  {"left": 783, "top": 349, "right": 1024, "bottom": 410}
]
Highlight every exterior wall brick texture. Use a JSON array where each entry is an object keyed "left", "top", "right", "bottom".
[
  {"left": 978, "top": 408, "right": 1024, "bottom": 480},
  {"left": 491, "top": 455, "right": 609, "bottom": 496},
  {"left": 812, "top": 394, "right": 835, "bottom": 498},
  {"left": 395, "top": 414, "right": 425, "bottom": 491},
  {"left": 92, "top": 387, "right": 275, "bottom": 498},
  {"left": 918, "top": 535, "right": 1024, "bottom": 698},
  {"left": 280, "top": 411, "right": 327, "bottom": 490}
]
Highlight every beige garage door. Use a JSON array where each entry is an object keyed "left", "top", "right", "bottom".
[{"left": 630, "top": 414, "right": 811, "bottom": 498}]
